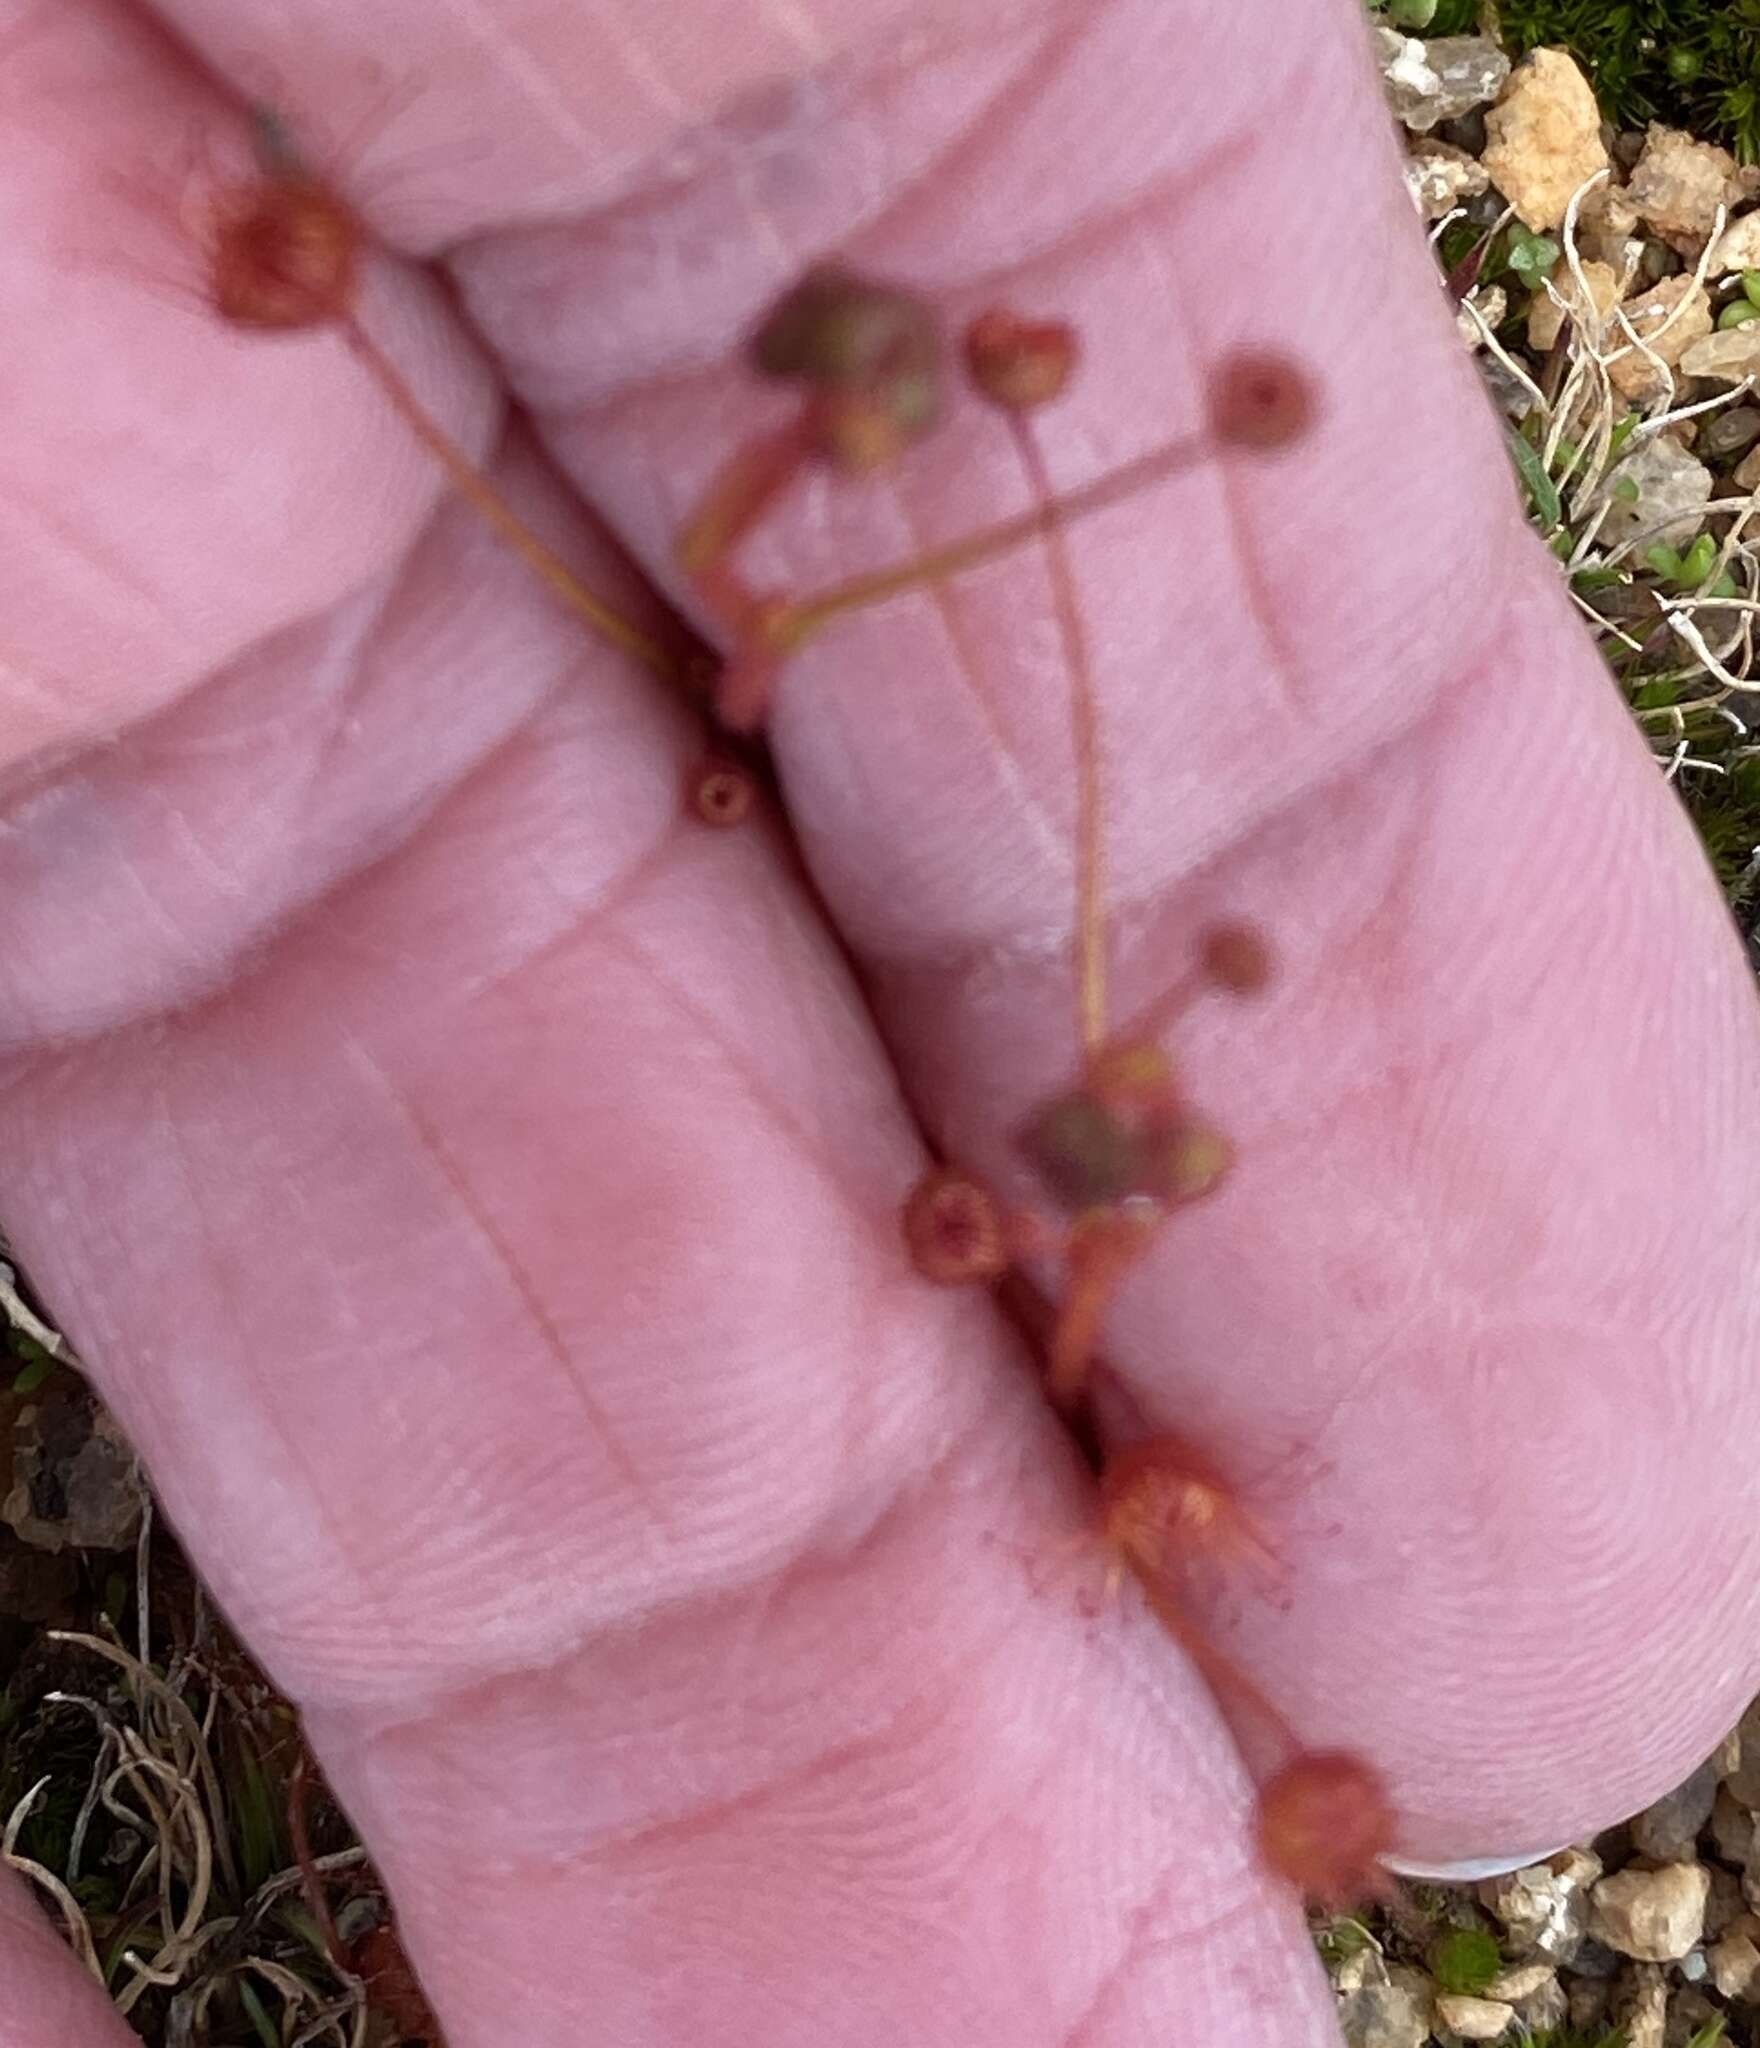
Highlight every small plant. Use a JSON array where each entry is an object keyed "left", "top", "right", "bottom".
[
  {"left": 1315, "top": 1913, "right": 1381, "bottom": 1968},
  {"left": 1431, "top": 1923, "right": 1504, "bottom": 1996},
  {"left": 673, "top": 265, "right": 1396, "bottom": 1908},
  {"left": 1496, "top": 0, "right": 1760, "bottom": 162},
  {"left": 1367, "top": 0, "right": 1482, "bottom": 31}
]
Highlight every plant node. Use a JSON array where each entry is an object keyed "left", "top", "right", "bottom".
[{"left": 902, "top": 1168, "right": 1010, "bottom": 1285}]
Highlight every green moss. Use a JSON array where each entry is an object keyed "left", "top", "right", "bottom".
[
  {"left": 1493, "top": 0, "right": 1760, "bottom": 162},
  {"left": 1431, "top": 1924, "right": 1504, "bottom": 1995}
]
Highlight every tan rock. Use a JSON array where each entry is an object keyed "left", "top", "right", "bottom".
[
  {"left": 1721, "top": 1696, "right": 1760, "bottom": 1806},
  {"left": 1528, "top": 258, "right": 1621, "bottom": 351},
  {"left": 1482, "top": 48, "right": 1610, "bottom": 232},
  {"left": 1378, "top": 31, "right": 1511, "bottom": 134},
  {"left": 1709, "top": 1920, "right": 1760, "bottom": 1999},
  {"left": 1456, "top": 284, "right": 1508, "bottom": 350},
  {"left": 1405, "top": 139, "right": 1491, "bottom": 221},
  {"left": 1628, "top": 123, "right": 1748, "bottom": 254},
  {"left": 1576, "top": 181, "right": 1643, "bottom": 271},
  {"left": 1607, "top": 276, "right": 1714, "bottom": 402},
  {"left": 1680, "top": 325, "right": 1760, "bottom": 386},
  {"left": 1610, "top": 1961, "right": 1666, "bottom": 2048},
  {"left": 1736, "top": 444, "right": 1760, "bottom": 492},
  {"left": 1714, "top": 1783, "right": 1756, "bottom": 1864},
  {"left": 1433, "top": 1993, "right": 1514, "bottom": 2040},
  {"left": 1709, "top": 212, "right": 1760, "bottom": 277},
  {"left": 1484, "top": 1962, "right": 1554, "bottom": 2002},
  {"left": 1339, "top": 1977, "right": 1429, "bottom": 2048},
  {"left": 1589, "top": 1862, "right": 1711, "bottom": 1961},
  {"left": 1479, "top": 1849, "right": 1600, "bottom": 1958}
]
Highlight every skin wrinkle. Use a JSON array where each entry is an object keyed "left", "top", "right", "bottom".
[
  {"left": 855, "top": 577, "right": 1519, "bottom": 1006},
  {"left": 525, "top": 117, "right": 1255, "bottom": 427},
  {"left": 1, "top": 572, "right": 660, "bottom": 1051},
  {"left": 336, "top": 1030, "right": 678, "bottom": 1543},
  {"left": 147, "top": 1068, "right": 407, "bottom": 1656},
  {"left": 331, "top": 1411, "right": 1033, "bottom": 1858},
  {"left": 430, "top": 0, "right": 601, "bottom": 156},
  {"left": 890, "top": 468, "right": 1073, "bottom": 889}
]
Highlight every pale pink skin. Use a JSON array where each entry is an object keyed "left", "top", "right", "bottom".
[{"left": 2, "top": 0, "right": 1759, "bottom": 2042}]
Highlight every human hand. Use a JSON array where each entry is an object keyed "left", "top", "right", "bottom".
[{"left": 5, "top": 1, "right": 1760, "bottom": 2042}]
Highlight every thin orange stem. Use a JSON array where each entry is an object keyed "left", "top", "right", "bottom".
[
  {"left": 1115, "top": 964, "right": 1208, "bottom": 1053},
  {"left": 1134, "top": 1567, "right": 1300, "bottom": 1762},
  {"left": 675, "top": 418, "right": 813, "bottom": 579},
  {"left": 1007, "top": 413, "right": 1107, "bottom": 1057},
  {"left": 1048, "top": 1220, "right": 1149, "bottom": 1407},
  {"left": 783, "top": 427, "right": 1209, "bottom": 644},
  {"left": 338, "top": 317, "right": 675, "bottom": 681}
]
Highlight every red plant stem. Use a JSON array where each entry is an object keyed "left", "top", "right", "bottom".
[
  {"left": 675, "top": 418, "right": 814, "bottom": 580},
  {"left": 782, "top": 427, "right": 1210, "bottom": 643},
  {"left": 1135, "top": 1567, "right": 1300, "bottom": 1764},
  {"left": 338, "top": 317, "right": 674, "bottom": 681},
  {"left": 288, "top": 1750, "right": 351, "bottom": 1977},
  {"left": 1006, "top": 412, "right": 1108, "bottom": 1057}
]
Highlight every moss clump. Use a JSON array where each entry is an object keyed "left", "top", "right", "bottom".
[
  {"left": 1494, "top": 0, "right": 1760, "bottom": 162},
  {"left": 1431, "top": 1923, "right": 1503, "bottom": 1995}
]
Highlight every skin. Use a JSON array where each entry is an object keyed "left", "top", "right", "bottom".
[{"left": 3, "top": 0, "right": 1760, "bottom": 2041}]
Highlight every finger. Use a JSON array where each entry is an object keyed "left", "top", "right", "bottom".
[
  {"left": 0, "top": 1866, "right": 138, "bottom": 2047},
  {"left": 143, "top": 0, "right": 1760, "bottom": 1861},
  {"left": 1, "top": 7, "right": 1346, "bottom": 2042}
]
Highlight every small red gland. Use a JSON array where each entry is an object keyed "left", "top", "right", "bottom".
[
  {"left": 749, "top": 266, "right": 942, "bottom": 469},
  {"left": 210, "top": 175, "right": 358, "bottom": 331},
  {"left": 1207, "top": 348, "right": 1317, "bottom": 452},
  {"left": 1255, "top": 1751, "right": 1396, "bottom": 1909},
  {"left": 689, "top": 757, "right": 755, "bottom": 828},
  {"left": 1200, "top": 923, "right": 1273, "bottom": 997},
  {"left": 963, "top": 308, "right": 1078, "bottom": 411},
  {"left": 902, "top": 1168, "right": 1010, "bottom": 1285}
]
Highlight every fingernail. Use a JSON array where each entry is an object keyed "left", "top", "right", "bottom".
[{"left": 1383, "top": 1845, "right": 1571, "bottom": 1883}]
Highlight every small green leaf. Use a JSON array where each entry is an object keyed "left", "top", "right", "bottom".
[
  {"left": 1684, "top": 2019, "right": 1727, "bottom": 2048},
  {"left": 1711, "top": 569, "right": 1740, "bottom": 599},
  {"left": 1669, "top": 47, "right": 1705, "bottom": 85},
  {"left": 1613, "top": 474, "right": 1641, "bottom": 503},
  {"left": 1644, "top": 542, "right": 1684, "bottom": 580},
  {"left": 1719, "top": 299, "right": 1760, "bottom": 330},
  {"left": 10, "top": 1355, "right": 53, "bottom": 1395},
  {"left": 1679, "top": 533, "right": 1720, "bottom": 587},
  {"left": 1745, "top": 270, "right": 1760, "bottom": 310},
  {"left": 1633, "top": 678, "right": 1684, "bottom": 711},
  {"left": 1508, "top": 430, "right": 1562, "bottom": 529},
  {"left": 1386, "top": 0, "right": 1439, "bottom": 24},
  {"left": 238, "top": 1976, "right": 282, "bottom": 2048},
  {"left": 1607, "top": 412, "right": 1641, "bottom": 461},
  {"left": 1573, "top": 565, "right": 1624, "bottom": 592},
  {"left": 1507, "top": 227, "right": 1561, "bottom": 284}
]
